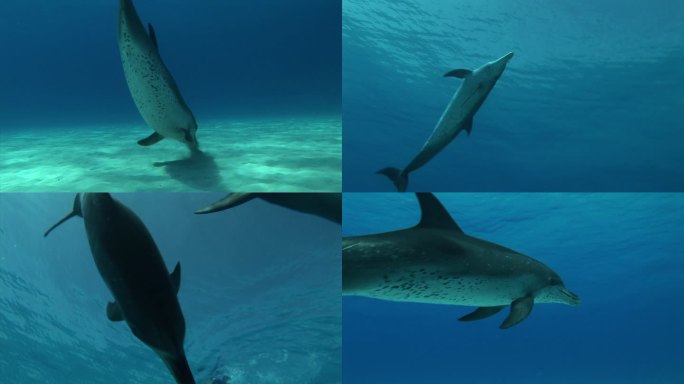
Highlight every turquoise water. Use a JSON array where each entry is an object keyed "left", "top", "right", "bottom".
[
  {"left": 343, "top": 0, "right": 684, "bottom": 191},
  {"left": 0, "top": 117, "right": 341, "bottom": 192},
  {"left": 343, "top": 193, "right": 684, "bottom": 383},
  {"left": 0, "top": 0, "right": 341, "bottom": 192},
  {"left": 0, "top": 193, "right": 341, "bottom": 383}
]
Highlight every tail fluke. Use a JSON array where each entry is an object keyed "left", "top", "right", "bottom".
[
  {"left": 44, "top": 193, "right": 82, "bottom": 237},
  {"left": 194, "top": 193, "right": 255, "bottom": 214},
  {"left": 164, "top": 354, "right": 196, "bottom": 384},
  {"left": 377, "top": 167, "right": 408, "bottom": 192}
]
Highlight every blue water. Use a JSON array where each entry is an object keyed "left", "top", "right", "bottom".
[
  {"left": 343, "top": 0, "right": 684, "bottom": 191},
  {"left": 342, "top": 193, "right": 684, "bottom": 383},
  {"left": 0, "top": 193, "right": 341, "bottom": 383},
  {"left": 0, "top": 0, "right": 340, "bottom": 128}
]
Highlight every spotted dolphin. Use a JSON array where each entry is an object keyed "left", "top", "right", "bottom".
[
  {"left": 45, "top": 193, "right": 195, "bottom": 383},
  {"left": 195, "top": 192, "right": 342, "bottom": 224},
  {"left": 343, "top": 193, "right": 579, "bottom": 329},
  {"left": 378, "top": 52, "right": 514, "bottom": 191},
  {"left": 118, "top": 0, "right": 199, "bottom": 151}
]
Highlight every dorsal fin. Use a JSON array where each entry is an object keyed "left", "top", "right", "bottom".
[
  {"left": 148, "top": 23, "right": 158, "bottom": 51},
  {"left": 44, "top": 193, "right": 82, "bottom": 237},
  {"left": 170, "top": 262, "right": 181, "bottom": 294},
  {"left": 415, "top": 193, "right": 463, "bottom": 233}
]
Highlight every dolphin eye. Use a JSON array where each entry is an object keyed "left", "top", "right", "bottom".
[{"left": 548, "top": 277, "right": 560, "bottom": 285}]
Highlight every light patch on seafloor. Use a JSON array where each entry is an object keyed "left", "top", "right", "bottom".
[{"left": 0, "top": 117, "right": 341, "bottom": 192}]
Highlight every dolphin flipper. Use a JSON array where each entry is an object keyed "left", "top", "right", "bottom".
[
  {"left": 500, "top": 296, "right": 534, "bottom": 329},
  {"left": 147, "top": 23, "right": 158, "bottom": 51},
  {"left": 44, "top": 194, "right": 82, "bottom": 237},
  {"left": 458, "top": 306, "right": 505, "bottom": 321},
  {"left": 377, "top": 167, "right": 408, "bottom": 192},
  {"left": 170, "top": 262, "right": 181, "bottom": 294},
  {"left": 463, "top": 117, "right": 473, "bottom": 135},
  {"left": 138, "top": 132, "right": 165, "bottom": 146},
  {"left": 444, "top": 69, "right": 472, "bottom": 78},
  {"left": 107, "top": 301, "right": 125, "bottom": 322}
]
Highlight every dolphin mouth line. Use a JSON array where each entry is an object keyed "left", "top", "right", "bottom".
[
  {"left": 560, "top": 288, "right": 580, "bottom": 305},
  {"left": 499, "top": 52, "right": 514, "bottom": 62}
]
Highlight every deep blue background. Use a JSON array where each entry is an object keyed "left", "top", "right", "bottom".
[
  {"left": 343, "top": 0, "right": 684, "bottom": 191},
  {"left": 0, "top": 0, "right": 340, "bottom": 128},
  {"left": 343, "top": 193, "right": 684, "bottom": 383}
]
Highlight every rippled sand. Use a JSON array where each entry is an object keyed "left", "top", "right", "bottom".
[{"left": 0, "top": 116, "right": 341, "bottom": 192}]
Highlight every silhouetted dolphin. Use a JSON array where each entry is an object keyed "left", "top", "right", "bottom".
[
  {"left": 44, "top": 193, "right": 195, "bottom": 383},
  {"left": 378, "top": 52, "right": 514, "bottom": 191},
  {"left": 343, "top": 193, "right": 579, "bottom": 329},
  {"left": 118, "top": 0, "right": 199, "bottom": 151},
  {"left": 195, "top": 193, "right": 341, "bottom": 224}
]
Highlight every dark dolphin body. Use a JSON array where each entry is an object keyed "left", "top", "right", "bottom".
[
  {"left": 379, "top": 52, "right": 514, "bottom": 191},
  {"left": 118, "top": 0, "right": 199, "bottom": 151},
  {"left": 343, "top": 193, "right": 579, "bottom": 329},
  {"left": 195, "top": 193, "right": 342, "bottom": 224},
  {"left": 45, "top": 193, "right": 195, "bottom": 383}
]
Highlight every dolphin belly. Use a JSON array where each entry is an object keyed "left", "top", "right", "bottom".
[
  {"left": 343, "top": 240, "right": 534, "bottom": 306},
  {"left": 346, "top": 271, "right": 533, "bottom": 307}
]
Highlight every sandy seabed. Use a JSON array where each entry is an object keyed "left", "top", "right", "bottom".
[{"left": 0, "top": 116, "right": 341, "bottom": 192}]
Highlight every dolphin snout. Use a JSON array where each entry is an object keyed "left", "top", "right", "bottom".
[
  {"left": 561, "top": 287, "right": 580, "bottom": 306},
  {"left": 489, "top": 52, "right": 514, "bottom": 68},
  {"left": 501, "top": 52, "right": 514, "bottom": 62}
]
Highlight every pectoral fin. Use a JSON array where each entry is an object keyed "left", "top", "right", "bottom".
[
  {"left": 463, "top": 117, "right": 473, "bottom": 135},
  {"left": 458, "top": 306, "right": 505, "bottom": 321},
  {"left": 170, "top": 262, "right": 181, "bottom": 294},
  {"left": 148, "top": 23, "right": 158, "bottom": 51},
  {"left": 106, "top": 301, "right": 124, "bottom": 322},
  {"left": 444, "top": 69, "right": 472, "bottom": 78},
  {"left": 138, "top": 132, "right": 164, "bottom": 146},
  {"left": 500, "top": 296, "right": 534, "bottom": 329}
]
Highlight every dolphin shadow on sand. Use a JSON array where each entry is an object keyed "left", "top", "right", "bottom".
[{"left": 153, "top": 150, "right": 226, "bottom": 191}]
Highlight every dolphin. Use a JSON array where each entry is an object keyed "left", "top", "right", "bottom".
[
  {"left": 44, "top": 193, "right": 195, "bottom": 383},
  {"left": 378, "top": 52, "right": 514, "bottom": 191},
  {"left": 118, "top": 0, "right": 199, "bottom": 151},
  {"left": 342, "top": 193, "right": 579, "bottom": 329},
  {"left": 195, "top": 192, "right": 342, "bottom": 224}
]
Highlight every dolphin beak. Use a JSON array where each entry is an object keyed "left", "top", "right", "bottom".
[
  {"left": 499, "top": 52, "right": 514, "bottom": 63},
  {"left": 560, "top": 287, "right": 580, "bottom": 306}
]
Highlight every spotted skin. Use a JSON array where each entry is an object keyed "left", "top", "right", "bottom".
[
  {"left": 118, "top": 0, "right": 198, "bottom": 151},
  {"left": 342, "top": 193, "right": 580, "bottom": 329}
]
